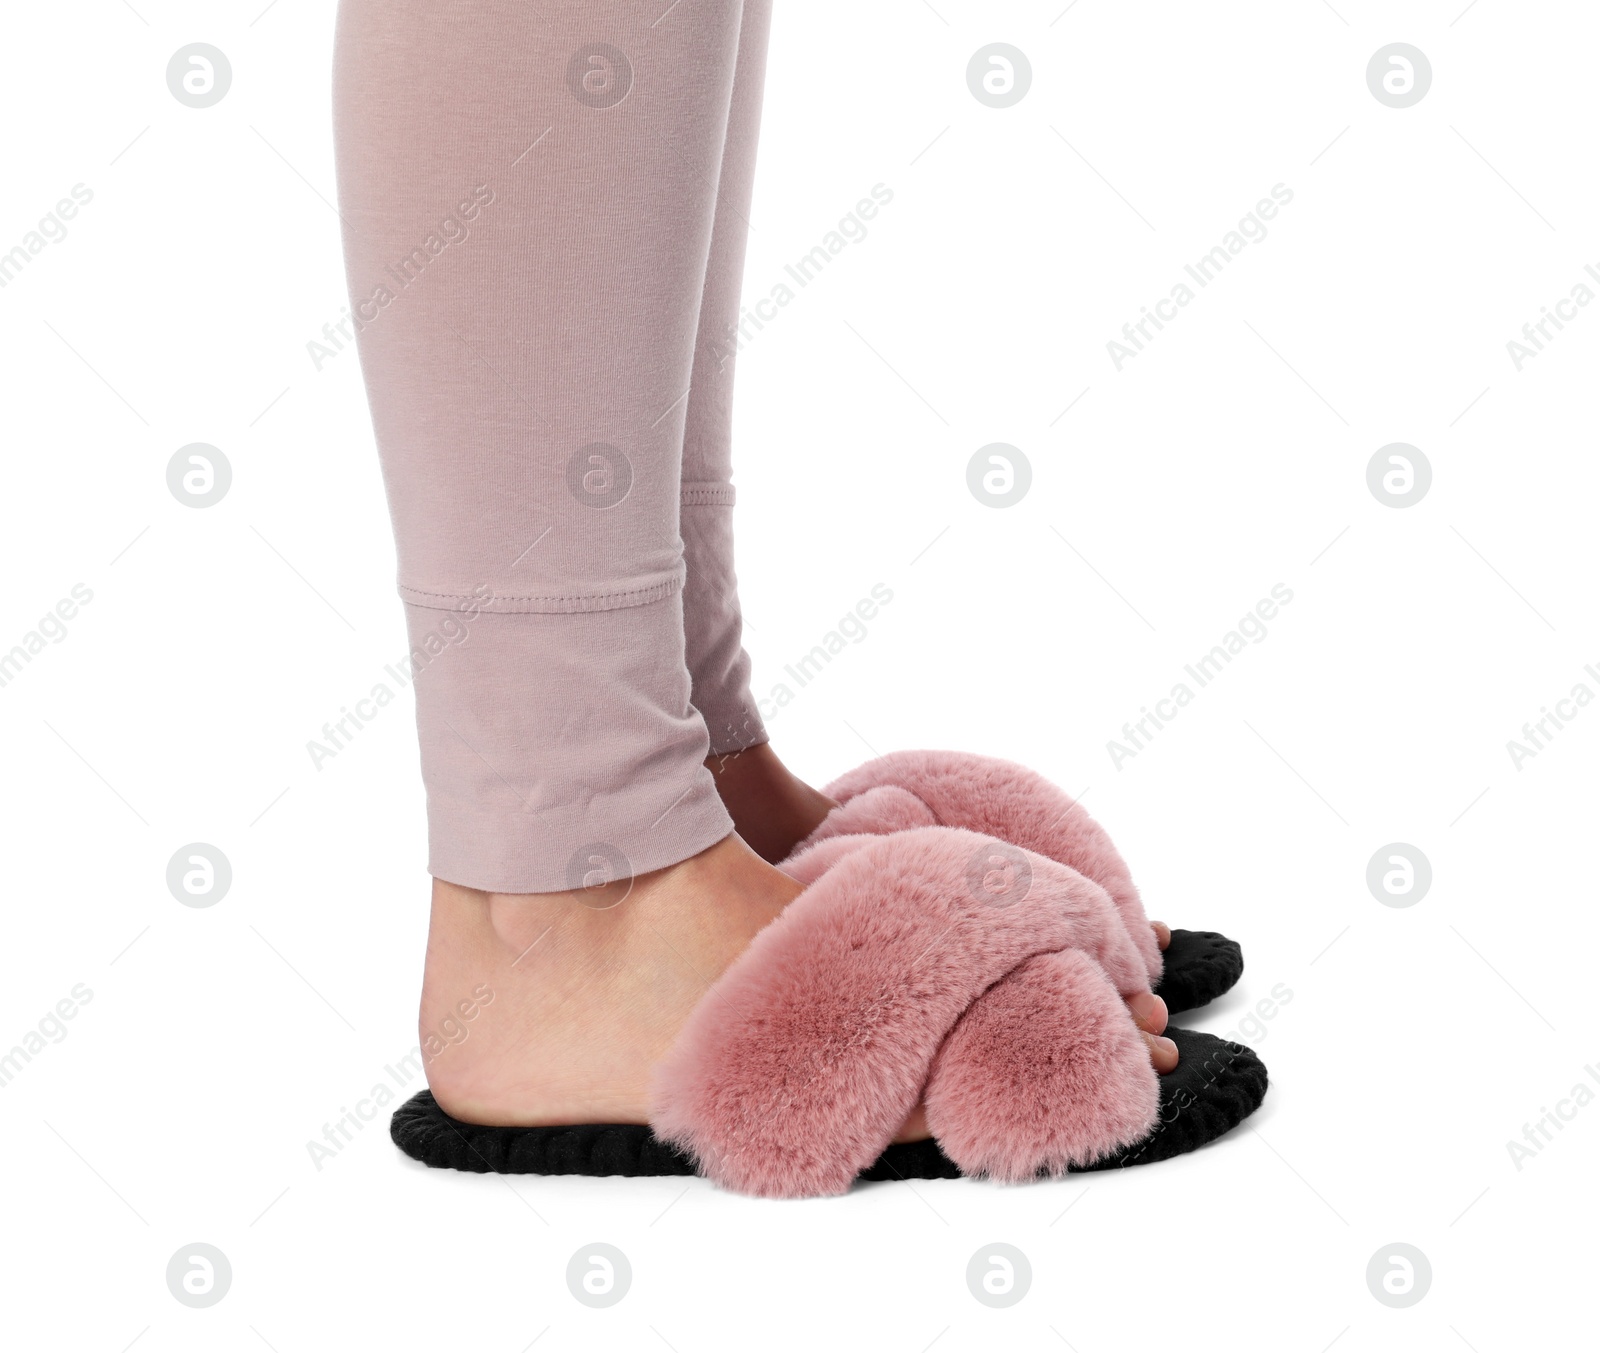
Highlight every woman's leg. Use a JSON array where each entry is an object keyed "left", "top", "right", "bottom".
[
  {"left": 674, "top": 0, "right": 839, "bottom": 861},
  {"left": 333, "top": 0, "right": 813, "bottom": 1126},
  {"left": 334, "top": 0, "right": 743, "bottom": 894},
  {"left": 333, "top": 0, "right": 1174, "bottom": 1128},
  {"left": 678, "top": 0, "right": 769, "bottom": 763}
]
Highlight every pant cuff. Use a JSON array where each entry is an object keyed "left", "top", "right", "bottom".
[{"left": 404, "top": 596, "right": 733, "bottom": 893}]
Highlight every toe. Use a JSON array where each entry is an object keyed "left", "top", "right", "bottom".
[
  {"left": 1123, "top": 990, "right": 1169, "bottom": 1036},
  {"left": 1142, "top": 1031, "right": 1179, "bottom": 1073},
  {"left": 892, "top": 1101, "right": 931, "bottom": 1143}
]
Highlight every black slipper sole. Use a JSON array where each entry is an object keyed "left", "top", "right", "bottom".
[
  {"left": 1153, "top": 929, "right": 1243, "bottom": 1015},
  {"left": 389, "top": 1026, "right": 1267, "bottom": 1182}
]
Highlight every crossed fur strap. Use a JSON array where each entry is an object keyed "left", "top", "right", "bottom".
[
  {"left": 811, "top": 750, "right": 1165, "bottom": 986},
  {"left": 648, "top": 826, "right": 1159, "bottom": 1198}
]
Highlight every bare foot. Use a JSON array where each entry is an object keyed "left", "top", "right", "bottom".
[
  {"left": 703, "top": 741, "right": 837, "bottom": 864},
  {"left": 420, "top": 833, "right": 799, "bottom": 1126},
  {"left": 420, "top": 833, "right": 1178, "bottom": 1141}
]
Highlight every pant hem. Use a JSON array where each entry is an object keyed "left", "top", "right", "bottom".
[{"left": 427, "top": 802, "right": 736, "bottom": 895}]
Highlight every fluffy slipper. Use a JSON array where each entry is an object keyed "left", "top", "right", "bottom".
[
  {"left": 811, "top": 750, "right": 1244, "bottom": 1013},
  {"left": 390, "top": 829, "right": 1268, "bottom": 1196},
  {"left": 652, "top": 828, "right": 1151, "bottom": 1196}
]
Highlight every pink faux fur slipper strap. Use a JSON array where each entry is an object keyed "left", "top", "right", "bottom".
[
  {"left": 648, "top": 827, "right": 1151, "bottom": 1198},
  {"left": 818, "top": 750, "right": 1160, "bottom": 982},
  {"left": 809, "top": 750, "right": 1246, "bottom": 1014}
]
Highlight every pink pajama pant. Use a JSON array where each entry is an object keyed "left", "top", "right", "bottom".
[{"left": 332, "top": 0, "right": 771, "bottom": 891}]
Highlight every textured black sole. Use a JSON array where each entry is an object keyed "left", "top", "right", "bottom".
[
  {"left": 1153, "top": 929, "right": 1244, "bottom": 1015},
  {"left": 390, "top": 1026, "right": 1267, "bottom": 1182}
]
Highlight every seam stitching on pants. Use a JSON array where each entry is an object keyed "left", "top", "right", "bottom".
[
  {"left": 681, "top": 482, "right": 736, "bottom": 507},
  {"left": 399, "top": 576, "right": 683, "bottom": 614}
]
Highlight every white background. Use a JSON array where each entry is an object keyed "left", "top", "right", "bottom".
[{"left": 2, "top": 1, "right": 1596, "bottom": 1349}]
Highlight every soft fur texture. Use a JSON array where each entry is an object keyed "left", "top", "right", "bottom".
[
  {"left": 781, "top": 831, "right": 1153, "bottom": 998},
  {"left": 650, "top": 827, "right": 1150, "bottom": 1198},
  {"left": 814, "top": 750, "right": 1165, "bottom": 985},
  {"left": 924, "top": 948, "right": 1160, "bottom": 1180}
]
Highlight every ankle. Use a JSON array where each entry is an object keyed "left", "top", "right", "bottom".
[
  {"left": 704, "top": 742, "right": 838, "bottom": 863},
  {"left": 417, "top": 834, "right": 803, "bottom": 1126}
]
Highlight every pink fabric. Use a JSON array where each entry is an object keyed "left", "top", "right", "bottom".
[
  {"left": 651, "top": 826, "right": 1158, "bottom": 1198},
  {"left": 925, "top": 948, "right": 1159, "bottom": 1181},
  {"left": 811, "top": 751, "right": 1165, "bottom": 984}
]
